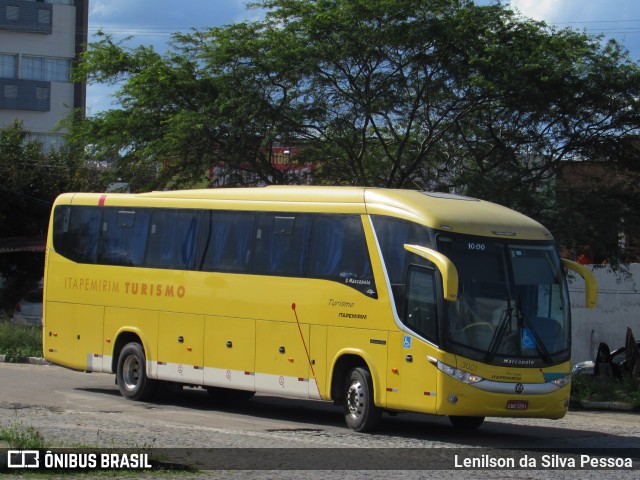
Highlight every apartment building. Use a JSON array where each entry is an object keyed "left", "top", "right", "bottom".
[{"left": 0, "top": 0, "right": 88, "bottom": 149}]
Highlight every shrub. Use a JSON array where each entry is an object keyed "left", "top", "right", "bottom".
[
  {"left": 0, "top": 314, "right": 42, "bottom": 359},
  {"left": 571, "top": 374, "right": 640, "bottom": 408},
  {"left": 0, "top": 421, "right": 46, "bottom": 449}
]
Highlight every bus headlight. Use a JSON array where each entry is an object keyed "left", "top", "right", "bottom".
[
  {"left": 430, "top": 357, "right": 484, "bottom": 385},
  {"left": 550, "top": 375, "right": 571, "bottom": 388}
]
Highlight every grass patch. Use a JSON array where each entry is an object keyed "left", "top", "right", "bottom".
[
  {"left": 0, "top": 420, "right": 46, "bottom": 449},
  {"left": 571, "top": 374, "right": 640, "bottom": 408},
  {"left": 0, "top": 312, "right": 42, "bottom": 359},
  {"left": 0, "top": 422, "right": 193, "bottom": 476}
]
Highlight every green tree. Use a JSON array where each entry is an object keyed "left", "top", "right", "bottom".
[
  {"left": 0, "top": 122, "right": 107, "bottom": 301},
  {"left": 70, "top": 0, "right": 640, "bottom": 261},
  {"left": 0, "top": 121, "right": 105, "bottom": 237}
]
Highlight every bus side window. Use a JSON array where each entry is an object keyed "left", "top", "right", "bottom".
[
  {"left": 202, "top": 212, "right": 255, "bottom": 273},
  {"left": 99, "top": 209, "right": 150, "bottom": 266},
  {"left": 371, "top": 216, "right": 432, "bottom": 315},
  {"left": 146, "top": 209, "right": 201, "bottom": 270},
  {"left": 404, "top": 265, "right": 438, "bottom": 344},
  {"left": 252, "top": 214, "right": 311, "bottom": 276},
  {"left": 53, "top": 205, "right": 101, "bottom": 264},
  {"left": 309, "top": 215, "right": 375, "bottom": 297}
]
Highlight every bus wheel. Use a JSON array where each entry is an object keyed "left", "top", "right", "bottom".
[
  {"left": 344, "top": 367, "right": 381, "bottom": 432},
  {"left": 449, "top": 415, "right": 485, "bottom": 430},
  {"left": 116, "top": 342, "right": 157, "bottom": 401}
]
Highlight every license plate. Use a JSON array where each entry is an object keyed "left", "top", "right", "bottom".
[{"left": 506, "top": 400, "right": 529, "bottom": 410}]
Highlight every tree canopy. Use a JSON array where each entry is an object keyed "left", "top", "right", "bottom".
[
  {"left": 69, "top": 0, "right": 640, "bottom": 262},
  {"left": 0, "top": 121, "right": 105, "bottom": 238},
  {"left": 0, "top": 122, "right": 106, "bottom": 298}
]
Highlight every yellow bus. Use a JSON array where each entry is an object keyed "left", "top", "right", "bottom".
[{"left": 43, "top": 187, "right": 596, "bottom": 432}]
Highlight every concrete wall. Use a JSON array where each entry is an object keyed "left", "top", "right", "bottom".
[
  {"left": 0, "top": 3, "right": 77, "bottom": 135},
  {"left": 5, "top": 81, "right": 75, "bottom": 132},
  {"left": 0, "top": 4, "right": 76, "bottom": 58},
  {"left": 570, "top": 263, "right": 640, "bottom": 363}
]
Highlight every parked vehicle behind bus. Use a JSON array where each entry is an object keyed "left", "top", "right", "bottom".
[{"left": 43, "top": 187, "right": 596, "bottom": 432}]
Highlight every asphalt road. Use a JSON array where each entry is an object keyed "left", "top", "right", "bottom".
[{"left": 1, "top": 362, "right": 639, "bottom": 479}]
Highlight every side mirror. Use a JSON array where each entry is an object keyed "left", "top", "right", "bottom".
[
  {"left": 561, "top": 258, "right": 598, "bottom": 308},
  {"left": 404, "top": 244, "right": 458, "bottom": 302}
]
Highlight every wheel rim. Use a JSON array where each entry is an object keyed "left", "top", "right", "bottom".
[
  {"left": 122, "top": 355, "right": 141, "bottom": 392},
  {"left": 346, "top": 380, "right": 365, "bottom": 419}
]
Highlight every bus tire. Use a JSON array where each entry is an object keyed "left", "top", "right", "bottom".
[
  {"left": 449, "top": 415, "right": 485, "bottom": 430},
  {"left": 116, "top": 342, "right": 157, "bottom": 401},
  {"left": 344, "top": 367, "right": 381, "bottom": 432}
]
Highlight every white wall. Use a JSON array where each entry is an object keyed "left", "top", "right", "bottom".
[
  {"left": 0, "top": 4, "right": 77, "bottom": 135},
  {"left": 5, "top": 82, "right": 74, "bottom": 132},
  {"left": 570, "top": 263, "right": 640, "bottom": 363},
  {"left": 0, "top": 5, "right": 76, "bottom": 58}
]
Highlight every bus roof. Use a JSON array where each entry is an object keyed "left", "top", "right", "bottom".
[{"left": 56, "top": 186, "right": 552, "bottom": 240}]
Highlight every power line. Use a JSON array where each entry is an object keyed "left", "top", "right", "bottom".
[{"left": 0, "top": 186, "right": 53, "bottom": 208}]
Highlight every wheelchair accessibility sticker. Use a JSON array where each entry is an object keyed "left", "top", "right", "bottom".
[
  {"left": 521, "top": 328, "right": 536, "bottom": 349},
  {"left": 403, "top": 336, "right": 412, "bottom": 349}
]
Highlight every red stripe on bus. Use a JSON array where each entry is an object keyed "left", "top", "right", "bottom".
[{"left": 98, "top": 194, "right": 107, "bottom": 206}]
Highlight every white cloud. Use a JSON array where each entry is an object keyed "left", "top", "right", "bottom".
[
  {"left": 509, "top": 0, "right": 636, "bottom": 24},
  {"left": 89, "top": 0, "right": 131, "bottom": 24},
  {"left": 509, "top": 0, "right": 561, "bottom": 21}
]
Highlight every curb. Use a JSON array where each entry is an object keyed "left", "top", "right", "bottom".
[{"left": 0, "top": 355, "right": 49, "bottom": 365}]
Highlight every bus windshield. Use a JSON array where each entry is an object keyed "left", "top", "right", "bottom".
[{"left": 437, "top": 235, "right": 570, "bottom": 366}]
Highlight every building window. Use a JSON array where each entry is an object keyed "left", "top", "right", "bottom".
[
  {"left": 35, "top": 86, "right": 49, "bottom": 100},
  {"left": 37, "top": 9, "right": 51, "bottom": 25},
  {"left": 0, "top": 54, "right": 17, "bottom": 79},
  {"left": 6, "top": 6, "right": 19, "bottom": 21},
  {"left": 21, "top": 56, "right": 71, "bottom": 82},
  {"left": 3, "top": 84, "right": 17, "bottom": 98},
  {"left": 27, "top": 133, "right": 67, "bottom": 151}
]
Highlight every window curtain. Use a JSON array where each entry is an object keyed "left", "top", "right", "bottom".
[
  {"left": 21, "top": 57, "right": 70, "bottom": 82},
  {"left": 0, "top": 54, "right": 16, "bottom": 79},
  {"left": 311, "top": 217, "right": 345, "bottom": 276},
  {"left": 210, "top": 220, "right": 231, "bottom": 267},
  {"left": 234, "top": 217, "right": 254, "bottom": 270}
]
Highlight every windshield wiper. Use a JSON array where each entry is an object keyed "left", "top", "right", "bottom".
[
  {"left": 485, "top": 304, "right": 513, "bottom": 363},
  {"left": 516, "top": 296, "right": 553, "bottom": 364}
]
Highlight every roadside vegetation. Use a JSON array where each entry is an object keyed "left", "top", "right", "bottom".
[
  {"left": 0, "top": 420, "right": 46, "bottom": 449},
  {"left": 0, "top": 421, "right": 192, "bottom": 475},
  {"left": 0, "top": 311, "right": 42, "bottom": 359},
  {"left": 571, "top": 374, "right": 640, "bottom": 409}
]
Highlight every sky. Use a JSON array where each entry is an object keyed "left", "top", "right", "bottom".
[{"left": 86, "top": 0, "right": 640, "bottom": 114}]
